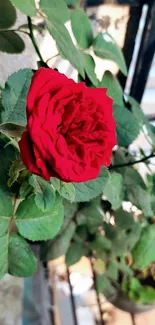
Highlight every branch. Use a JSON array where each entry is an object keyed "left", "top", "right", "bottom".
[
  {"left": 27, "top": 16, "right": 44, "bottom": 62},
  {"left": 110, "top": 152, "right": 155, "bottom": 169}
]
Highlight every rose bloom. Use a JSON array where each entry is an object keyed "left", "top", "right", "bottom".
[{"left": 19, "top": 68, "right": 116, "bottom": 182}]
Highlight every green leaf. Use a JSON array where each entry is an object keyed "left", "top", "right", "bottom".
[
  {"left": 8, "top": 158, "right": 25, "bottom": 187},
  {"left": 47, "top": 20, "right": 85, "bottom": 78},
  {"left": 124, "top": 167, "right": 146, "bottom": 190},
  {"left": 0, "top": 123, "right": 26, "bottom": 137},
  {"left": 18, "top": 23, "right": 44, "bottom": 34},
  {"left": 15, "top": 195, "right": 64, "bottom": 241},
  {"left": 29, "top": 175, "right": 56, "bottom": 212},
  {"left": 113, "top": 209, "right": 141, "bottom": 254},
  {"left": 128, "top": 96, "right": 155, "bottom": 146},
  {"left": 8, "top": 233, "right": 38, "bottom": 277},
  {"left": 113, "top": 104, "right": 141, "bottom": 146},
  {"left": 126, "top": 277, "right": 155, "bottom": 304},
  {"left": 93, "top": 259, "right": 106, "bottom": 274},
  {"left": 100, "top": 70, "right": 123, "bottom": 105},
  {"left": 0, "top": 0, "right": 16, "bottom": 29},
  {"left": 1, "top": 69, "right": 33, "bottom": 125},
  {"left": 132, "top": 224, "right": 155, "bottom": 269},
  {"left": 71, "top": 8, "right": 93, "bottom": 49},
  {"left": 92, "top": 233, "right": 111, "bottom": 254},
  {"left": 104, "top": 172, "right": 124, "bottom": 210},
  {"left": 139, "top": 285, "right": 155, "bottom": 304},
  {"left": 0, "top": 189, "right": 12, "bottom": 236},
  {"left": 66, "top": 242, "right": 88, "bottom": 266},
  {"left": 80, "top": 53, "right": 99, "bottom": 86},
  {"left": 0, "top": 233, "right": 38, "bottom": 278},
  {"left": 19, "top": 179, "right": 34, "bottom": 199},
  {"left": 147, "top": 173, "right": 155, "bottom": 195},
  {"left": 107, "top": 261, "right": 118, "bottom": 280},
  {"left": 0, "top": 235, "right": 8, "bottom": 279},
  {"left": 73, "top": 168, "right": 109, "bottom": 202},
  {"left": 51, "top": 180, "right": 76, "bottom": 202},
  {"left": 77, "top": 203, "right": 103, "bottom": 229},
  {"left": 52, "top": 167, "right": 109, "bottom": 202},
  {"left": 0, "top": 138, "right": 17, "bottom": 190},
  {"left": 62, "top": 183, "right": 76, "bottom": 202},
  {"left": 93, "top": 33, "right": 127, "bottom": 75},
  {"left": 75, "top": 225, "right": 88, "bottom": 240},
  {"left": 96, "top": 274, "right": 116, "bottom": 298},
  {"left": 65, "top": 0, "right": 78, "bottom": 6},
  {"left": 112, "top": 223, "right": 141, "bottom": 256},
  {"left": 112, "top": 148, "right": 129, "bottom": 175},
  {"left": 105, "top": 210, "right": 141, "bottom": 256},
  {"left": 119, "top": 258, "right": 133, "bottom": 277},
  {"left": 40, "top": 0, "right": 69, "bottom": 24},
  {"left": 64, "top": 200, "right": 78, "bottom": 220},
  {"left": 40, "top": 221, "right": 76, "bottom": 260},
  {"left": 0, "top": 31, "right": 25, "bottom": 54},
  {"left": 114, "top": 208, "right": 135, "bottom": 230},
  {"left": 10, "top": 0, "right": 37, "bottom": 16},
  {"left": 121, "top": 163, "right": 152, "bottom": 218},
  {"left": 127, "top": 185, "right": 153, "bottom": 217}
]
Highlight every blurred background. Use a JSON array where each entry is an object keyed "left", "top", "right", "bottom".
[{"left": 0, "top": 0, "right": 155, "bottom": 324}]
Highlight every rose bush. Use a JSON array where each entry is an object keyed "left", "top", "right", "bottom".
[
  {"left": 0, "top": 0, "right": 155, "bottom": 309},
  {"left": 19, "top": 68, "right": 116, "bottom": 182}
]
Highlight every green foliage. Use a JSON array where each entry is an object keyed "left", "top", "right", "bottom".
[
  {"left": 15, "top": 195, "right": 64, "bottom": 241},
  {"left": 29, "top": 175, "right": 56, "bottom": 212},
  {"left": 8, "top": 233, "right": 38, "bottom": 277},
  {"left": 47, "top": 20, "right": 85, "bottom": 78},
  {"left": 124, "top": 278, "right": 155, "bottom": 304},
  {"left": 107, "top": 261, "right": 118, "bottom": 280},
  {"left": 127, "top": 185, "right": 153, "bottom": 217},
  {"left": 93, "top": 33, "right": 127, "bottom": 75},
  {"left": 0, "top": 31, "right": 25, "bottom": 54},
  {"left": 40, "top": 0, "right": 69, "bottom": 24},
  {"left": 71, "top": 8, "right": 93, "bottom": 49},
  {"left": 113, "top": 104, "right": 141, "bottom": 146},
  {"left": 76, "top": 201, "right": 103, "bottom": 230},
  {"left": 0, "top": 189, "right": 12, "bottom": 236},
  {"left": 51, "top": 179, "right": 76, "bottom": 202},
  {"left": 132, "top": 224, "right": 155, "bottom": 269},
  {"left": 63, "top": 200, "right": 78, "bottom": 220},
  {"left": 1, "top": 69, "right": 33, "bottom": 125},
  {"left": 96, "top": 274, "right": 116, "bottom": 298},
  {"left": 106, "top": 208, "right": 141, "bottom": 256},
  {"left": 129, "top": 96, "right": 155, "bottom": 146},
  {"left": 40, "top": 221, "right": 76, "bottom": 260},
  {"left": 64, "top": 0, "right": 78, "bottom": 6},
  {"left": 0, "top": 235, "right": 8, "bottom": 279},
  {"left": 0, "top": 233, "right": 37, "bottom": 279},
  {"left": 0, "top": 123, "right": 26, "bottom": 138},
  {"left": 10, "top": 0, "right": 37, "bottom": 17},
  {"left": 104, "top": 172, "right": 124, "bottom": 210},
  {"left": 114, "top": 208, "right": 136, "bottom": 230},
  {"left": 52, "top": 167, "right": 109, "bottom": 202},
  {"left": 0, "top": 0, "right": 16, "bottom": 29},
  {"left": 0, "top": 138, "right": 17, "bottom": 191},
  {"left": 91, "top": 233, "right": 111, "bottom": 253},
  {"left": 73, "top": 168, "right": 109, "bottom": 201},
  {"left": 80, "top": 53, "right": 99, "bottom": 86},
  {"left": 8, "top": 158, "right": 25, "bottom": 187},
  {"left": 66, "top": 242, "right": 88, "bottom": 266},
  {"left": 100, "top": 71, "right": 123, "bottom": 105},
  {"left": 124, "top": 167, "right": 146, "bottom": 190}
]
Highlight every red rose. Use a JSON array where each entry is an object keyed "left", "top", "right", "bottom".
[{"left": 19, "top": 68, "right": 116, "bottom": 182}]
